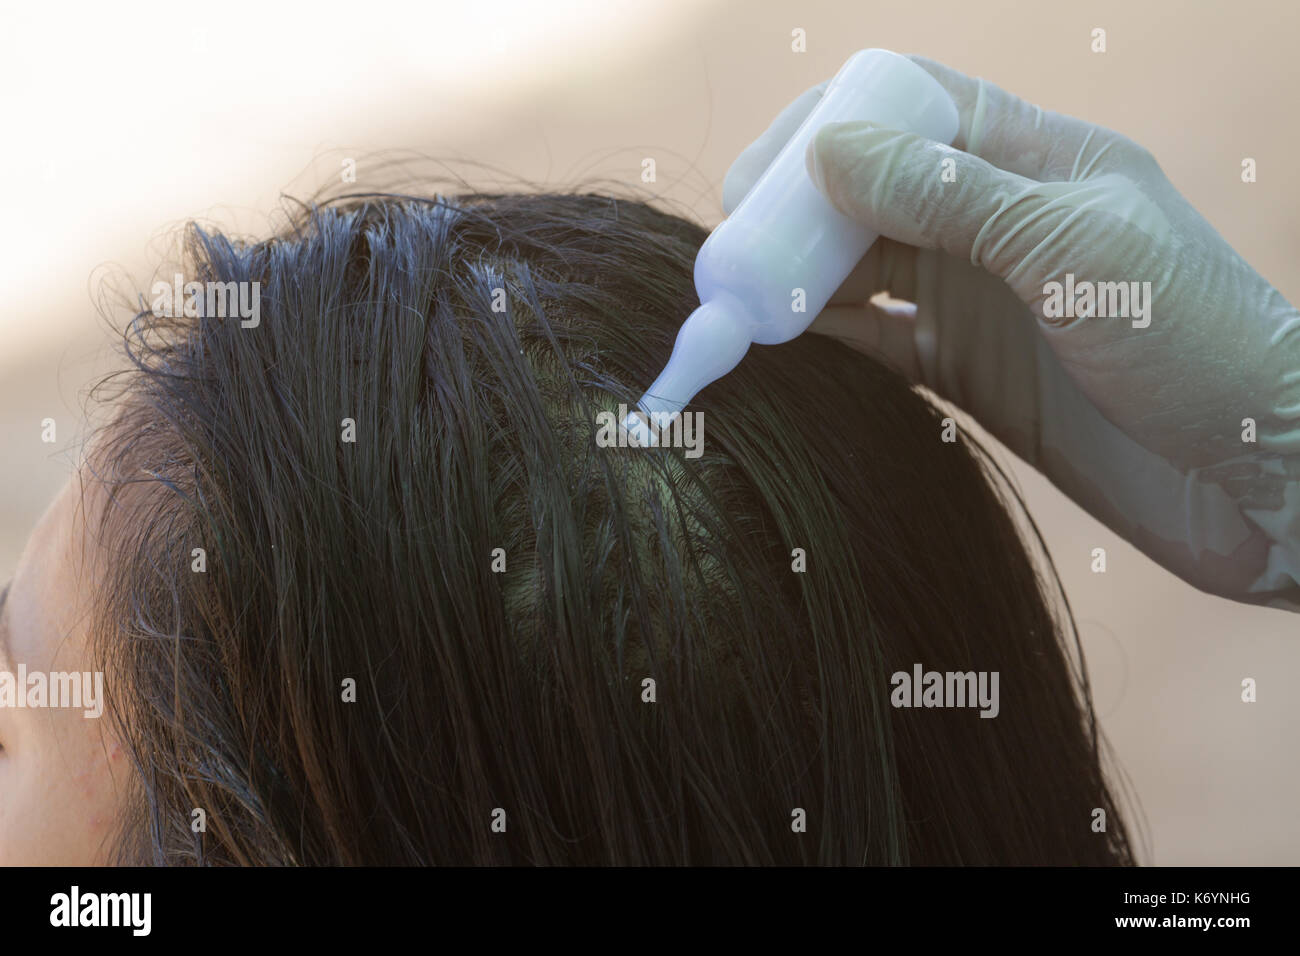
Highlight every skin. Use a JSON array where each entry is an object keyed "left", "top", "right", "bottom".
[{"left": 0, "top": 476, "right": 126, "bottom": 865}]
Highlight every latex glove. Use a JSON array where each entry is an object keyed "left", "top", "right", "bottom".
[{"left": 722, "top": 55, "right": 1300, "bottom": 612}]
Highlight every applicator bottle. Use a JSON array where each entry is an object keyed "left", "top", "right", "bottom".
[{"left": 623, "top": 48, "right": 960, "bottom": 444}]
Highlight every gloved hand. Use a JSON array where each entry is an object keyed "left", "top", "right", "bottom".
[{"left": 722, "top": 55, "right": 1300, "bottom": 611}]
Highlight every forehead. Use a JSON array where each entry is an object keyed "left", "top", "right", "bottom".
[{"left": 4, "top": 477, "right": 97, "bottom": 674}]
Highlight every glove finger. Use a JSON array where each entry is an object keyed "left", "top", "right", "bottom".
[{"left": 807, "top": 122, "right": 1043, "bottom": 278}]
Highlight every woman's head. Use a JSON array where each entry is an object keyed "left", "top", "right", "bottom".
[{"left": 1, "top": 190, "right": 1134, "bottom": 864}]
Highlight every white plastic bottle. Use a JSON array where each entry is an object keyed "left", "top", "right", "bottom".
[{"left": 623, "top": 49, "right": 959, "bottom": 444}]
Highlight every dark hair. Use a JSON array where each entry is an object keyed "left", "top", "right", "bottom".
[{"left": 85, "top": 189, "right": 1136, "bottom": 864}]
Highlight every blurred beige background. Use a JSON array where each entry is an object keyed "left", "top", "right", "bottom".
[{"left": 2, "top": 0, "right": 1297, "bottom": 863}]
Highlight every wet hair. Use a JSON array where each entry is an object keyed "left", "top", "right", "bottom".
[{"left": 85, "top": 189, "right": 1136, "bottom": 865}]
